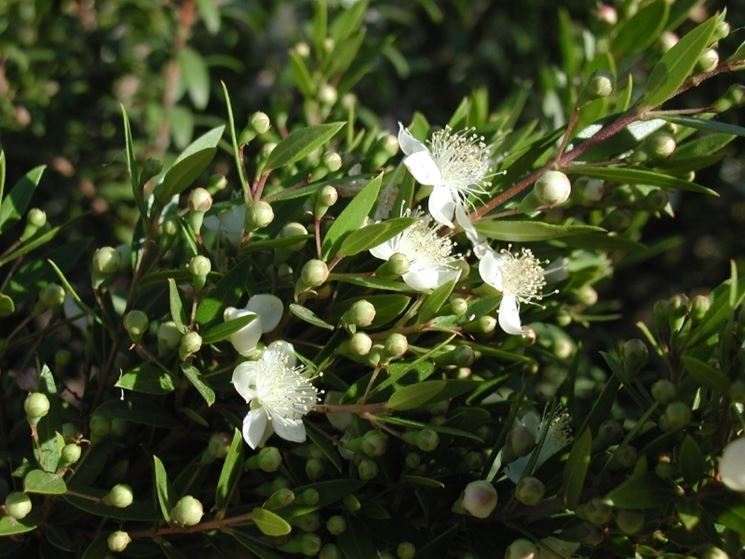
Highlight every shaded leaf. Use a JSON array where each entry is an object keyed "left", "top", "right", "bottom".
[
  {"left": 115, "top": 365, "right": 175, "bottom": 395},
  {"left": 563, "top": 429, "right": 592, "bottom": 508},
  {"left": 388, "top": 380, "right": 446, "bottom": 411},
  {"left": 215, "top": 429, "right": 244, "bottom": 511},
  {"left": 605, "top": 474, "right": 675, "bottom": 509},
  {"left": 153, "top": 455, "right": 174, "bottom": 523},
  {"left": 0, "top": 165, "right": 45, "bottom": 234},
  {"left": 181, "top": 364, "right": 216, "bottom": 406}
]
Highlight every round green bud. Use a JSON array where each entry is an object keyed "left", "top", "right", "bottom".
[
  {"left": 323, "top": 152, "right": 342, "bottom": 172},
  {"left": 319, "top": 543, "right": 342, "bottom": 559},
  {"left": 462, "top": 480, "right": 497, "bottom": 519},
  {"left": 189, "top": 255, "right": 212, "bottom": 278},
  {"left": 348, "top": 332, "right": 372, "bottom": 356},
  {"left": 381, "top": 133, "right": 399, "bottom": 156},
  {"left": 622, "top": 338, "right": 648, "bottom": 371},
  {"left": 343, "top": 494, "right": 361, "bottom": 512},
  {"left": 318, "top": 185, "right": 339, "bottom": 208},
  {"left": 55, "top": 349, "right": 72, "bottom": 368},
  {"left": 4, "top": 492, "right": 32, "bottom": 520},
  {"left": 294, "top": 42, "right": 310, "bottom": 57},
  {"left": 246, "top": 201, "right": 274, "bottom": 230},
  {"left": 300, "top": 259, "right": 329, "bottom": 288},
  {"left": 405, "top": 452, "right": 421, "bottom": 469},
  {"left": 651, "top": 379, "right": 676, "bottom": 404},
  {"left": 206, "top": 432, "right": 231, "bottom": 460},
  {"left": 299, "top": 488, "right": 319, "bottom": 506},
  {"left": 615, "top": 509, "right": 644, "bottom": 535},
  {"left": 595, "top": 4, "right": 617, "bottom": 26},
  {"left": 663, "top": 401, "right": 691, "bottom": 431},
  {"left": 60, "top": 443, "right": 82, "bottom": 466},
  {"left": 39, "top": 283, "right": 65, "bottom": 310},
  {"left": 347, "top": 299, "right": 376, "bottom": 328},
  {"left": 507, "top": 426, "right": 536, "bottom": 458},
  {"left": 27, "top": 208, "right": 47, "bottom": 228},
  {"left": 714, "top": 20, "right": 731, "bottom": 41},
  {"left": 258, "top": 447, "right": 283, "bottom": 473},
  {"left": 659, "top": 31, "right": 679, "bottom": 52},
  {"left": 362, "top": 430, "right": 389, "bottom": 457},
  {"left": 534, "top": 171, "right": 571, "bottom": 206},
  {"left": 689, "top": 294, "right": 711, "bottom": 320},
  {"left": 515, "top": 477, "right": 545, "bottom": 506},
  {"left": 107, "top": 530, "right": 132, "bottom": 553},
  {"left": 729, "top": 380, "right": 745, "bottom": 404},
  {"left": 261, "top": 142, "right": 277, "bottom": 158},
  {"left": 24, "top": 392, "right": 50, "bottom": 423},
  {"left": 188, "top": 187, "right": 212, "bottom": 212},
  {"left": 586, "top": 498, "right": 613, "bottom": 526},
  {"left": 306, "top": 457, "right": 326, "bottom": 480},
  {"left": 208, "top": 174, "right": 228, "bottom": 191},
  {"left": 613, "top": 445, "right": 638, "bottom": 469},
  {"left": 449, "top": 297, "right": 468, "bottom": 316},
  {"left": 89, "top": 415, "right": 111, "bottom": 442},
  {"left": 92, "top": 247, "right": 121, "bottom": 275},
  {"left": 103, "top": 484, "right": 134, "bottom": 508},
  {"left": 587, "top": 72, "right": 613, "bottom": 98},
  {"left": 170, "top": 495, "right": 203, "bottom": 527},
  {"left": 250, "top": 111, "right": 271, "bottom": 135},
  {"left": 396, "top": 542, "right": 416, "bottom": 559},
  {"left": 357, "top": 458, "right": 379, "bottom": 480},
  {"left": 341, "top": 93, "right": 356, "bottom": 110},
  {"left": 265, "top": 487, "right": 295, "bottom": 509},
  {"left": 298, "top": 533, "right": 322, "bottom": 556},
  {"left": 655, "top": 456, "right": 673, "bottom": 479},
  {"left": 577, "top": 521, "right": 603, "bottom": 546},
  {"left": 157, "top": 321, "right": 182, "bottom": 353},
  {"left": 319, "top": 84, "right": 338, "bottom": 105},
  {"left": 279, "top": 222, "right": 309, "bottom": 251},
  {"left": 647, "top": 132, "right": 676, "bottom": 158},
  {"left": 123, "top": 310, "right": 149, "bottom": 343},
  {"left": 466, "top": 315, "right": 496, "bottom": 334},
  {"left": 160, "top": 215, "right": 179, "bottom": 237},
  {"left": 598, "top": 420, "right": 623, "bottom": 445},
  {"left": 504, "top": 538, "right": 538, "bottom": 559},
  {"left": 574, "top": 285, "right": 598, "bottom": 306},
  {"left": 179, "top": 331, "right": 202, "bottom": 361},
  {"left": 110, "top": 418, "right": 127, "bottom": 438},
  {"left": 604, "top": 208, "right": 632, "bottom": 231},
  {"left": 697, "top": 48, "right": 719, "bottom": 72},
  {"left": 296, "top": 511, "right": 321, "bottom": 532},
  {"left": 700, "top": 547, "right": 729, "bottom": 559},
  {"left": 322, "top": 37, "right": 335, "bottom": 52},
  {"left": 726, "top": 84, "right": 745, "bottom": 107},
  {"left": 416, "top": 429, "right": 439, "bottom": 452},
  {"left": 387, "top": 252, "right": 411, "bottom": 276},
  {"left": 384, "top": 333, "right": 408, "bottom": 359},
  {"left": 326, "top": 515, "right": 347, "bottom": 535},
  {"left": 645, "top": 189, "right": 669, "bottom": 211}
]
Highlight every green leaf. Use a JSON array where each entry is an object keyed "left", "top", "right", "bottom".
[
  {"left": 679, "top": 435, "right": 705, "bottom": 485},
  {"left": 0, "top": 217, "right": 79, "bottom": 269},
  {"left": 155, "top": 125, "right": 224, "bottom": 203},
  {"left": 115, "top": 365, "right": 175, "bottom": 395},
  {"left": 153, "top": 455, "right": 174, "bottom": 523},
  {"left": 196, "top": 0, "right": 220, "bottom": 33},
  {"left": 305, "top": 422, "right": 343, "bottom": 473},
  {"left": 65, "top": 490, "right": 161, "bottom": 521},
  {"left": 716, "top": 502, "right": 745, "bottom": 535},
  {"left": 121, "top": 106, "right": 147, "bottom": 220},
  {"left": 201, "top": 313, "right": 257, "bottom": 344},
  {"left": 32, "top": 365, "right": 63, "bottom": 473},
  {"left": 681, "top": 355, "right": 730, "bottom": 393},
  {"left": 418, "top": 279, "right": 457, "bottom": 323},
  {"left": 230, "top": 531, "right": 285, "bottom": 559},
  {"left": 337, "top": 217, "right": 416, "bottom": 257},
  {"left": 289, "top": 303, "right": 335, "bottom": 330},
  {"left": 196, "top": 254, "right": 253, "bottom": 325},
  {"left": 604, "top": 473, "right": 675, "bottom": 509},
  {"left": 251, "top": 507, "right": 292, "bottom": 536},
  {"left": 337, "top": 516, "right": 375, "bottom": 559},
  {"left": 613, "top": 0, "right": 669, "bottom": 58},
  {"left": 0, "top": 150, "right": 5, "bottom": 202},
  {"left": 168, "top": 278, "right": 187, "bottom": 334},
  {"left": 24, "top": 469, "right": 67, "bottom": 494},
  {"left": 0, "top": 293, "right": 14, "bottom": 316},
  {"left": 643, "top": 14, "right": 721, "bottom": 108},
  {"left": 289, "top": 51, "right": 315, "bottom": 98},
  {"left": 388, "top": 380, "right": 446, "bottom": 411},
  {"left": 179, "top": 47, "right": 210, "bottom": 110},
  {"left": 322, "top": 173, "right": 383, "bottom": 258},
  {"left": 567, "top": 165, "right": 718, "bottom": 196},
  {"left": 93, "top": 399, "right": 179, "bottom": 429},
  {"left": 181, "top": 364, "right": 216, "bottom": 407},
  {"left": 0, "top": 165, "right": 45, "bottom": 234},
  {"left": 265, "top": 122, "right": 345, "bottom": 171},
  {"left": 401, "top": 474, "right": 445, "bottom": 489},
  {"left": 563, "top": 429, "right": 592, "bottom": 508},
  {"left": 215, "top": 429, "right": 244, "bottom": 511},
  {"left": 0, "top": 512, "right": 38, "bottom": 536},
  {"left": 474, "top": 220, "right": 603, "bottom": 242},
  {"left": 664, "top": 115, "right": 745, "bottom": 139},
  {"left": 220, "top": 83, "right": 249, "bottom": 199}
]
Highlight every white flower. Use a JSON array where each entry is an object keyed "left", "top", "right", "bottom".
[
  {"left": 203, "top": 204, "right": 245, "bottom": 246},
  {"left": 397, "top": 123, "right": 490, "bottom": 231},
  {"left": 369, "top": 214, "right": 461, "bottom": 291},
  {"left": 224, "top": 294, "right": 283, "bottom": 356},
  {"left": 479, "top": 247, "right": 546, "bottom": 336},
  {"left": 505, "top": 409, "right": 572, "bottom": 483},
  {"left": 232, "top": 341, "right": 319, "bottom": 449},
  {"left": 719, "top": 437, "right": 745, "bottom": 492}
]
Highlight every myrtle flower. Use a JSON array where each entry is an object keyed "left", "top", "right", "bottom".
[
  {"left": 719, "top": 437, "right": 745, "bottom": 492},
  {"left": 505, "top": 408, "right": 572, "bottom": 483},
  {"left": 478, "top": 247, "right": 546, "bottom": 336},
  {"left": 369, "top": 213, "right": 461, "bottom": 291},
  {"left": 232, "top": 341, "right": 319, "bottom": 448},
  {"left": 224, "top": 294, "right": 283, "bottom": 356},
  {"left": 203, "top": 204, "right": 245, "bottom": 246},
  {"left": 397, "top": 123, "right": 490, "bottom": 231}
]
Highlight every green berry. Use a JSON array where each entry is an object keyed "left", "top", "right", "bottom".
[
  {"left": 346, "top": 300, "right": 376, "bottom": 328},
  {"left": 348, "top": 332, "right": 372, "bottom": 356},
  {"left": 384, "top": 333, "right": 408, "bottom": 359},
  {"left": 60, "top": 443, "right": 82, "bottom": 466},
  {"left": 170, "top": 495, "right": 204, "bottom": 527}
]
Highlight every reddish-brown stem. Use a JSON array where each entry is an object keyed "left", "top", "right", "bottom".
[
  {"left": 129, "top": 512, "right": 255, "bottom": 539},
  {"left": 314, "top": 402, "right": 388, "bottom": 414},
  {"left": 553, "top": 107, "right": 580, "bottom": 166},
  {"left": 314, "top": 219, "right": 323, "bottom": 259},
  {"left": 252, "top": 172, "right": 270, "bottom": 201}
]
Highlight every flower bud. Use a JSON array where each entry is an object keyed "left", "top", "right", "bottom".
[
  {"left": 582, "top": 178, "right": 605, "bottom": 202},
  {"left": 577, "top": 521, "right": 603, "bottom": 546},
  {"left": 326, "top": 514, "right": 347, "bottom": 535},
  {"left": 170, "top": 495, "right": 203, "bottom": 526},
  {"left": 622, "top": 338, "right": 648, "bottom": 372},
  {"left": 39, "top": 283, "right": 65, "bottom": 310},
  {"left": 343, "top": 493, "right": 361, "bottom": 512},
  {"left": 323, "top": 152, "right": 342, "bottom": 173},
  {"left": 361, "top": 430, "right": 389, "bottom": 457},
  {"left": 179, "top": 331, "right": 202, "bottom": 361},
  {"left": 160, "top": 215, "right": 179, "bottom": 238},
  {"left": 604, "top": 208, "right": 632, "bottom": 231},
  {"left": 21, "top": 208, "right": 47, "bottom": 240},
  {"left": 279, "top": 222, "right": 309, "bottom": 253},
  {"left": 107, "top": 530, "right": 132, "bottom": 553},
  {"left": 92, "top": 247, "right": 121, "bottom": 275},
  {"left": 258, "top": 447, "right": 283, "bottom": 472},
  {"left": 644, "top": 189, "right": 668, "bottom": 211},
  {"left": 586, "top": 72, "right": 613, "bottom": 98},
  {"left": 647, "top": 132, "right": 676, "bottom": 158},
  {"left": 719, "top": 437, "right": 745, "bottom": 492},
  {"left": 659, "top": 31, "right": 679, "bottom": 52},
  {"left": 697, "top": 48, "right": 719, "bottom": 72},
  {"left": 534, "top": 171, "right": 571, "bottom": 206},
  {"left": 157, "top": 321, "right": 182, "bottom": 355},
  {"left": 89, "top": 415, "right": 111, "bottom": 443},
  {"left": 615, "top": 509, "right": 644, "bottom": 534},
  {"left": 397, "top": 542, "right": 416, "bottom": 559},
  {"left": 206, "top": 432, "right": 231, "bottom": 460},
  {"left": 701, "top": 546, "right": 730, "bottom": 559},
  {"left": 515, "top": 476, "right": 545, "bottom": 506},
  {"left": 449, "top": 297, "right": 468, "bottom": 316},
  {"left": 595, "top": 4, "right": 617, "bottom": 25},
  {"left": 347, "top": 332, "right": 372, "bottom": 356},
  {"left": 505, "top": 538, "right": 538, "bottom": 559},
  {"left": 208, "top": 174, "right": 228, "bottom": 191},
  {"left": 507, "top": 426, "right": 535, "bottom": 458},
  {"left": 60, "top": 443, "right": 82, "bottom": 466},
  {"left": 574, "top": 285, "right": 598, "bottom": 306},
  {"left": 585, "top": 498, "right": 613, "bottom": 525},
  {"left": 319, "top": 84, "right": 338, "bottom": 105},
  {"left": 250, "top": 111, "right": 271, "bottom": 135},
  {"left": 305, "top": 457, "right": 326, "bottom": 480},
  {"left": 189, "top": 255, "right": 212, "bottom": 291},
  {"left": 663, "top": 401, "right": 691, "bottom": 431},
  {"left": 123, "top": 310, "right": 149, "bottom": 343},
  {"left": 103, "top": 484, "right": 134, "bottom": 508},
  {"left": 299, "top": 259, "right": 329, "bottom": 289},
  {"left": 358, "top": 458, "right": 379, "bottom": 480},
  {"left": 651, "top": 379, "right": 676, "bottom": 404},
  {"left": 598, "top": 420, "right": 623, "bottom": 446},
  {"left": 246, "top": 201, "right": 274, "bottom": 231},
  {"left": 4, "top": 492, "right": 32, "bottom": 520},
  {"left": 416, "top": 428, "right": 439, "bottom": 452},
  {"left": 314, "top": 185, "right": 339, "bottom": 219},
  {"left": 462, "top": 480, "right": 498, "bottom": 519},
  {"left": 384, "top": 333, "right": 408, "bottom": 359},
  {"left": 345, "top": 299, "right": 376, "bottom": 328},
  {"left": 611, "top": 445, "right": 638, "bottom": 469},
  {"left": 188, "top": 188, "right": 213, "bottom": 212},
  {"left": 378, "top": 252, "right": 411, "bottom": 278},
  {"left": 24, "top": 392, "right": 50, "bottom": 425},
  {"left": 265, "top": 487, "right": 295, "bottom": 509},
  {"left": 689, "top": 294, "right": 710, "bottom": 321}
]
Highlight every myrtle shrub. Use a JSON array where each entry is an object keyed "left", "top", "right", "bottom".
[{"left": 1, "top": 2, "right": 745, "bottom": 559}]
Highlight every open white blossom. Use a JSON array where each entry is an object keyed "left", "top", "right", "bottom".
[
  {"left": 479, "top": 247, "right": 546, "bottom": 335},
  {"left": 369, "top": 214, "right": 461, "bottom": 291},
  {"left": 398, "top": 123, "right": 490, "bottom": 231},
  {"left": 719, "top": 437, "right": 745, "bottom": 492},
  {"left": 505, "top": 409, "right": 572, "bottom": 483},
  {"left": 203, "top": 204, "right": 245, "bottom": 246},
  {"left": 232, "top": 341, "right": 319, "bottom": 449},
  {"left": 224, "top": 294, "right": 283, "bottom": 356}
]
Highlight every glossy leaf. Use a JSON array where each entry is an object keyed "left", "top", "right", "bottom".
[
  {"left": 289, "top": 303, "right": 335, "bottom": 330},
  {"left": 94, "top": 399, "right": 180, "bottom": 429},
  {"left": 201, "top": 313, "right": 257, "bottom": 344},
  {"left": 0, "top": 165, "right": 45, "bottom": 234},
  {"left": 251, "top": 508, "right": 292, "bottom": 537},
  {"left": 604, "top": 474, "right": 675, "bottom": 509},
  {"left": 567, "top": 165, "right": 718, "bottom": 196},
  {"left": 388, "top": 380, "right": 446, "bottom": 411},
  {"left": 265, "top": 122, "right": 345, "bottom": 171},
  {"left": 121, "top": 106, "right": 147, "bottom": 219},
  {"left": 0, "top": 512, "right": 38, "bottom": 536},
  {"left": 153, "top": 455, "right": 174, "bottom": 523},
  {"left": 612, "top": 1, "right": 669, "bottom": 57},
  {"left": 681, "top": 355, "right": 730, "bottom": 393},
  {"left": 215, "top": 429, "right": 244, "bottom": 511},
  {"left": 24, "top": 470, "right": 67, "bottom": 495},
  {"left": 179, "top": 47, "right": 209, "bottom": 110},
  {"left": 322, "top": 173, "right": 382, "bottom": 258},
  {"left": 338, "top": 217, "right": 416, "bottom": 256},
  {"left": 168, "top": 278, "right": 187, "bottom": 334},
  {"left": 679, "top": 435, "right": 705, "bottom": 485},
  {"left": 181, "top": 364, "right": 216, "bottom": 406},
  {"left": 474, "top": 220, "right": 603, "bottom": 242},
  {"left": 563, "top": 429, "right": 592, "bottom": 508},
  {"left": 115, "top": 365, "right": 175, "bottom": 394}
]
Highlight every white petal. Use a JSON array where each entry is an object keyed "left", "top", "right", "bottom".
[
  {"left": 403, "top": 264, "right": 457, "bottom": 291},
  {"left": 272, "top": 416, "right": 307, "bottom": 443},
  {"left": 455, "top": 205, "right": 489, "bottom": 259},
  {"left": 504, "top": 454, "right": 530, "bottom": 484},
  {"left": 227, "top": 311, "right": 262, "bottom": 356},
  {"left": 478, "top": 250, "right": 505, "bottom": 291},
  {"left": 520, "top": 412, "right": 541, "bottom": 435},
  {"left": 266, "top": 340, "right": 297, "bottom": 368},
  {"left": 242, "top": 408, "right": 269, "bottom": 449},
  {"left": 403, "top": 151, "right": 442, "bottom": 186},
  {"left": 221, "top": 205, "right": 246, "bottom": 245},
  {"left": 498, "top": 294, "right": 523, "bottom": 336},
  {"left": 231, "top": 361, "right": 259, "bottom": 403},
  {"left": 427, "top": 185, "right": 456, "bottom": 228},
  {"left": 369, "top": 235, "right": 398, "bottom": 261},
  {"left": 397, "top": 123, "right": 428, "bottom": 155},
  {"left": 245, "top": 294, "right": 284, "bottom": 333}
]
